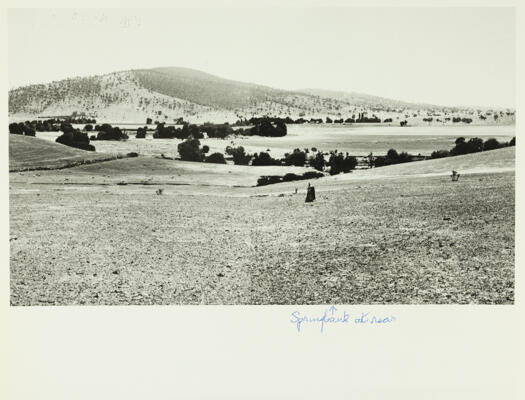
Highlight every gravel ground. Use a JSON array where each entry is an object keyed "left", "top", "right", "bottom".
[{"left": 10, "top": 171, "right": 514, "bottom": 305}]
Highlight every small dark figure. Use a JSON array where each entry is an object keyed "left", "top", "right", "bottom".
[
  {"left": 305, "top": 183, "right": 316, "bottom": 202},
  {"left": 451, "top": 170, "right": 460, "bottom": 182}
]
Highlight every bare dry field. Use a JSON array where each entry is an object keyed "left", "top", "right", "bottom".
[{"left": 9, "top": 146, "right": 514, "bottom": 305}]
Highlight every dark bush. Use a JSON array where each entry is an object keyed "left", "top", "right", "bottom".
[
  {"left": 9, "top": 122, "right": 24, "bottom": 135},
  {"left": 136, "top": 127, "right": 147, "bottom": 138},
  {"left": 252, "top": 152, "right": 280, "bottom": 166},
  {"left": 205, "top": 152, "right": 227, "bottom": 164},
  {"left": 430, "top": 150, "right": 450, "bottom": 159},
  {"left": 154, "top": 123, "right": 178, "bottom": 139},
  {"left": 127, "top": 152, "right": 139, "bottom": 157},
  {"left": 282, "top": 173, "right": 302, "bottom": 182},
  {"left": 225, "top": 146, "right": 251, "bottom": 165},
  {"left": 483, "top": 138, "right": 501, "bottom": 151},
  {"left": 257, "top": 171, "right": 324, "bottom": 186},
  {"left": 201, "top": 123, "right": 233, "bottom": 139},
  {"left": 257, "top": 176, "right": 283, "bottom": 186},
  {"left": 450, "top": 137, "right": 483, "bottom": 156},
  {"left": 309, "top": 152, "right": 326, "bottom": 171},
  {"left": 56, "top": 129, "right": 95, "bottom": 151},
  {"left": 96, "top": 124, "right": 128, "bottom": 141},
  {"left": 302, "top": 171, "right": 324, "bottom": 180},
  {"left": 177, "top": 139, "right": 205, "bottom": 162},
  {"left": 284, "top": 148, "right": 307, "bottom": 167},
  {"left": 328, "top": 152, "right": 357, "bottom": 175},
  {"left": 249, "top": 119, "right": 287, "bottom": 137}
]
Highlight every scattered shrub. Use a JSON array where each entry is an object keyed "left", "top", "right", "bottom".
[
  {"left": 283, "top": 148, "right": 307, "bottom": 167},
  {"left": 136, "top": 127, "right": 147, "bottom": 138},
  {"left": 56, "top": 129, "right": 95, "bottom": 151},
  {"left": 328, "top": 152, "right": 357, "bottom": 175},
  {"left": 205, "top": 152, "right": 227, "bottom": 164},
  {"left": 309, "top": 152, "right": 326, "bottom": 171},
  {"left": 483, "top": 138, "right": 501, "bottom": 151},
  {"left": 95, "top": 124, "right": 128, "bottom": 141},
  {"left": 302, "top": 171, "right": 324, "bottom": 180},
  {"left": 257, "top": 175, "right": 283, "bottom": 186},
  {"left": 225, "top": 146, "right": 251, "bottom": 165},
  {"left": 252, "top": 152, "right": 281, "bottom": 166},
  {"left": 257, "top": 171, "right": 325, "bottom": 186},
  {"left": 9, "top": 122, "right": 24, "bottom": 135},
  {"left": 282, "top": 173, "right": 302, "bottom": 182},
  {"left": 430, "top": 149, "right": 450, "bottom": 159},
  {"left": 177, "top": 139, "right": 205, "bottom": 162}
]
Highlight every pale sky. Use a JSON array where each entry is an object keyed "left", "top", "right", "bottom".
[{"left": 8, "top": 7, "right": 515, "bottom": 108}]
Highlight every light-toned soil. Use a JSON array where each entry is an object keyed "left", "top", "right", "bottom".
[{"left": 9, "top": 148, "right": 514, "bottom": 305}]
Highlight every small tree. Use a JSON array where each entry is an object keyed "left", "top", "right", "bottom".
[
  {"left": 430, "top": 150, "right": 450, "bottom": 159},
  {"left": 483, "top": 138, "right": 501, "bottom": 151},
  {"left": 309, "top": 152, "right": 326, "bottom": 171},
  {"left": 9, "top": 122, "right": 23, "bottom": 135},
  {"left": 284, "top": 148, "right": 307, "bottom": 167},
  {"left": 225, "top": 146, "right": 251, "bottom": 165},
  {"left": 205, "top": 152, "right": 227, "bottom": 164},
  {"left": 252, "top": 152, "right": 280, "bottom": 166},
  {"left": 177, "top": 139, "right": 205, "bottom": 162}
]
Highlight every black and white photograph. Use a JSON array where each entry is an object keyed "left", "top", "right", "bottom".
[
  {"left": 7, "top": 6, "right": 516, "bottom": 306},
  {"left": 2, "top": 2, "right": 524, "bottom": 400}
]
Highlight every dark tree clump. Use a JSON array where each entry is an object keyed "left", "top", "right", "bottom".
[
  {"left": 95, "top": 124, "right": 128, "bottom": 141},
  {"left": 309, "top": 152, "right": 326, "bottom": 171},
  {"left": 177, "top": 139, "right": 205, "bottom": 162},
  {"left": 284, "top": 148, "right": 307, "bottom": 167},
  {"left": 251, "top": 152, "right": 281, "bottom": 166},
  {"left": 328, "top": 152, "right": 357, "bottom": 175},
  {"left": 56, "top": 128, "right": 95, "bottom": 151},
  {"left": 225, "top": 146, "right": 251, "bottom": 165}
]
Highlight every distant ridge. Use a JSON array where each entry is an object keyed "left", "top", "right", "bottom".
[{"left": 8, "top": 66, "right": 514, "bottom": 123}]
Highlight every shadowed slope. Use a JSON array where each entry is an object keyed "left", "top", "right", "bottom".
[{"left": 9, "top": 135, "right": 114, "bottom": 171}]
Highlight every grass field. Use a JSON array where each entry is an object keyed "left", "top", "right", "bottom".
[
  {"left": 9, "top": 140, "right": 515, "bottom": 305},
  {"left": 8, "top": 135, "right": 119, "bottom": 172}
]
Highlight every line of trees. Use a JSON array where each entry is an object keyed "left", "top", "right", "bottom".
[
  {"left": 430, "top": 136, "right": 515, "bottom": 159},
  {"left": 151, "top": 119, "right": 287, "bottom": 140}
]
